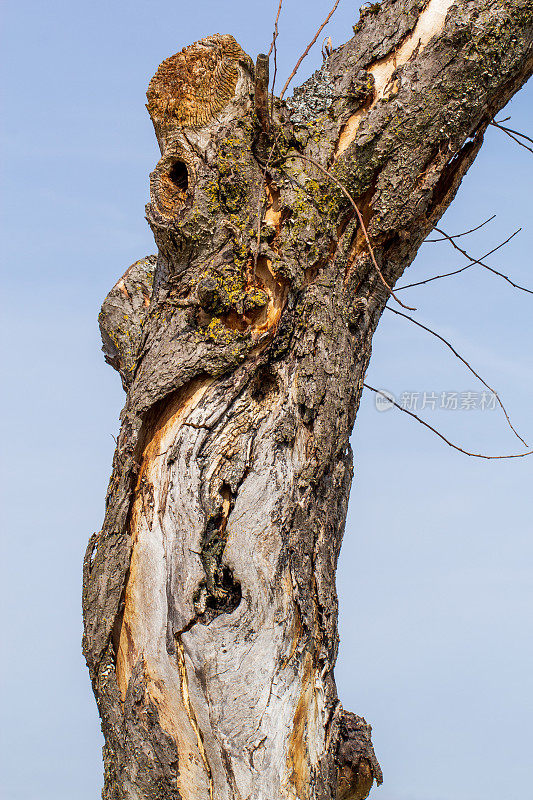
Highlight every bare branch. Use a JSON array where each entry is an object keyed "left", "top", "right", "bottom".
[
  {"left": 251, "top": 0, "right": 285, "bottom": 263},
  {"left": 396, "top": 229, "right": 533, "bottom": 294},
  {"left": 386, "top": 307, "right": 528, "bottom": 447},
  {"left": 271, "top": 42, "right": 278, "bottom": 123},
  {"left": 434, "top": 227, "right": 533, "bottom": 295},
  {"left": 287, "top": 152, "right": 416, "bottom": 311},
  {"left": 364, "top": 385, "right": 533, "bottom": 460},
  {"left": 267, "top": 0, "right": 283, "bottom": 57},
  {"left": 279, "top": 0, "right": 341, "bottom": 100},
  {"left": 425, "top": 214, "right": 496, "bottom": 242},
  {"left": 497, "top": 124, "right": 533, "bottom": 146},
  {"left": 491, "top": 119, "right": 533, "bottom": 154},
  {"left": 269, "top": 0, "right": 283, "bottom": 121}
]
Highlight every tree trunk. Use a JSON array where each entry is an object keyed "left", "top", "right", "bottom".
[{"left": 82, "top": 3, "right": 533, "bottom": 798}]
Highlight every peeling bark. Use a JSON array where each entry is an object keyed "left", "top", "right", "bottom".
[{"left": 83, "top": 5, "right": 533, "bottom": 799}]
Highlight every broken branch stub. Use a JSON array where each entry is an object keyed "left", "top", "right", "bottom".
[
  {"left": 255, "top": 53, "right": 271, "bottom": 132},
  {"left": 84, "top": 2, "right": 533, "bottom": 798}
]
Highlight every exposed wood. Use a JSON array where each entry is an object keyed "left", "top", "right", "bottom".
[
  {"left": 84, "top": 1, "right": 533, "bottom": 798},
  {"left": 335, "top": 0, "right": 456, "bottom": 156}
]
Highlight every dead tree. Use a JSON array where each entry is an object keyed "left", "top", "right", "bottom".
[{"left": 82, "top": 2, "right": 533, "bottom": 798}]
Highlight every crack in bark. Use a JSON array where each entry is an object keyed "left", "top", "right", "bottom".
[{"left": 176, "top": 638, "right": 215, "bottom": 800}]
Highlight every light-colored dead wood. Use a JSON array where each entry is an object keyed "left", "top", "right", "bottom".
[{"left": 335, "top": 0, "right": 456, "bottom": 158}]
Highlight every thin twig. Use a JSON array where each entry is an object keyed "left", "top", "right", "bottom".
[
  {"left": 491, "top": 120, "right": 533, "bottom": 154},
  {"left": 252, "top": 0, "right": 285, "bottom": 266},
  {"left": 433, "top": 227, "right": 533, "bottom": 296},
  {"left": 253, "top": 132, "right": 282, "bottom": 277},
  {"left": 498, "top": 125, "right": 533, "bottom": 146},
  {"left": 396, "top": 229, "right": 532, "bottom": 293},
  {"left": 269, "top": 1, "right": 282, "bottom": 122},
  {"left": 268, "top": 0, "right": 283, "bottom": 56},
  {"left": 493, "top": 126, "right": 533, "bottom": 154},
  {"left": 386, "top": 307, "right": 528, "bottom": 447},
  {"left": 271, "top": 40, "right": 278, "bottom": 123},
  {"left": 425, "top": 215, "right": 496, "bottom": 242},
  {"left": 279, "top": 0, "right": 341, "bottom": 99},
  {"left": 287, "top": 152, "right": 416, "bottom": 310},
  {"left": 364, "top": 385, "right": 532, "bottom": 460}
]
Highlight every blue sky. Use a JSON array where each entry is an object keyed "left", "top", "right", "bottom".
[{"left": 1, "top": 2, "right": 531, "bottom": 799}]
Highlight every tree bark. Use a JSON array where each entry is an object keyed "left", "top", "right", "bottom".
[{"left": 82, "top": 3, "right": 533, "bottom": 799}]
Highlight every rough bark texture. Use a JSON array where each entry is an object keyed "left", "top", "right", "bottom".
[{"left": 83, "top": 4, "right": 533, "bottom": 799}]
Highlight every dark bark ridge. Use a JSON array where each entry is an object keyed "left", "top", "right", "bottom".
[{"left": 83, "top": 4, "right": 533, "bottom": 799}]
